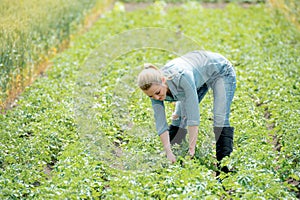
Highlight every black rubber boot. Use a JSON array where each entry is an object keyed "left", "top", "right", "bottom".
[
  {"left": 169, "top": 125, "right": 187, "bottom": 145},
  {"left": 214, "top": 127, "right": 234, "bottom": 176}
]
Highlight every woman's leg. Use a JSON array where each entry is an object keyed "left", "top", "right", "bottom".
[
  {"left": 212, "top": 66, "right": 236, "bottom": 171},
  {"left": 169, "top": 102, "right": 187, "bottom": 144},
  {"left": 212, "top": 68, "right": 236, "bottom": 128},
  {"left": 212, "top": 66, "right": 236, "bottom": 128},
  {"left": 198, "top": 83, "right": 209, "bottom": 103}
]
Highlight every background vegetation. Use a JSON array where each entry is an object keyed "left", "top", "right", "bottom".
[
  {"left": 1, "top": 0, "right": 298, "bottom": 109},
  {"left": 0, "top": 0, "right": 112, "bottom": 110},
  {"left": 269, "top": 0, "right": 300, "bottom": 29},
  {"left": 0, "top": 1, "right": 299, "bottom": 198},
  {"left": 120, "top": 0, "right": 265, "bottom": 3}
]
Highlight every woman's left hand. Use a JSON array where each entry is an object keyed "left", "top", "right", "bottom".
[
  {"left": 188, "top": 126, "right": 198, "bottom": 158},
  {"left": 188, "top": 148, "right": 195, "bottom": 157}
]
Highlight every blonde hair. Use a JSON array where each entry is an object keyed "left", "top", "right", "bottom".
[{"left": 137, "top": 63, "right": 163, "bottom": 90}]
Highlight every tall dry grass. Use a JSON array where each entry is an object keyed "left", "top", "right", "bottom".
[{"left": 268, "top": 0, "right": 300, "bottom": 29}]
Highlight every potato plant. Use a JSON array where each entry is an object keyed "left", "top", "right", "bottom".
[{"left": 0, "top": 2, "right": 299, "bottom": 199}]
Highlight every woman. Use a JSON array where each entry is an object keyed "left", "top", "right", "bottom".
[{"left": 137, "top": 50, "right": 236, "bottom": 170}]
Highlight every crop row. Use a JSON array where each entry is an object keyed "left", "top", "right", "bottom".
[
  {"left": 0, "top": 2, "right": 299, "bottom": 199},
  {"left": 0, "top": 0, "right": 112, "bottom": 110}
]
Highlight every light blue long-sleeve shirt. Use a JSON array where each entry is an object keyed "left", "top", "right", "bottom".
[{"left": 151, "top": 50, "right": 232, "bottom": 135}]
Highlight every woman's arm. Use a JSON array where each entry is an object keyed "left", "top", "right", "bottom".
[
  {"left": 188, "top": 126, "right": 198, "bottom": 157},
  {"left": 177, "top": 73, "right": 200, "bottom": 157},
  {"left": 151, "top": 99, "right": 176, "bottom": 163},
  {"left": 159, "top": 130, "right": 176, "bottom": 163}
]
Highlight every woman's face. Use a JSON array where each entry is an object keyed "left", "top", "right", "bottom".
[{"left": 143, "top": 81, "right": 168, "bottom": 101}]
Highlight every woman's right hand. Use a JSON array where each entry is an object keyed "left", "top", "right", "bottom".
[
  {"left": 166, "top": 151, "right": 176, "bottom": 163},
  {"left": 159, "top": 131, "right": 176, "bottom": 163}
]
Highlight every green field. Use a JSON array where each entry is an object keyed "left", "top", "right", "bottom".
[{"left": 0, "top": 2, "right": 299, "bottom": 199}]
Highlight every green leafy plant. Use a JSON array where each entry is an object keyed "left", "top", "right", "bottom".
[{"left": 0, "top": 1, "right": 299, "bottom": 199}]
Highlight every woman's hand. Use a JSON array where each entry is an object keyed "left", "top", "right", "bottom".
[
  {"left": 166, "top": 151, "right": 176, "bottom": 163},
  {"left": 188, "top": 147, "right": 195, "bottom": 158},
  {"left": 171, "top": 113, "right": 179, "bottom": 120},
  {"left": 188, "top": 126, "right": 198, "bottom": 158},
  {"left": 160, "top": 131, "right": 176, "bottom": 164}
]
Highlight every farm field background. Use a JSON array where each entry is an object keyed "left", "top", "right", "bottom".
[
  {"left": 1, "top": 1, "right": 300, "bottom": 199},
  {"left": 0, "top": 0, "right": 113, "bottom": 109}
]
